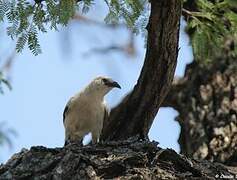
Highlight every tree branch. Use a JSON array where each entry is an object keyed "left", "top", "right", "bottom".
[
  {"left": 160, "top": 77, "right": 187, "bottom": 111},
  {"left": 101, "top": 0, "right": 182, "bottom": 141}
]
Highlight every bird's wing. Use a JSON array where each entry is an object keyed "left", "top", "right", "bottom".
[{"left": 63, "top": 97, "right": 73, "bottom": 124}]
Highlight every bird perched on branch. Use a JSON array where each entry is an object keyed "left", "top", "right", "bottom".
[{"left": 63, "top": 76, "right": 121, "bottom": 145}]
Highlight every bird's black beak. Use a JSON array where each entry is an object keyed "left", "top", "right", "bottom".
[
  {"left": 106, "top": 81, "right": 121, "bottom": 89},
  {"left": 112, "top": 81, "right": 121, "bottom": 89}
]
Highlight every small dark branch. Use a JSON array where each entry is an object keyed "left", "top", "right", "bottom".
[
  {"left": 0, "top": 50, "right": 16, "bottom": 82},
  {"left": 83, "top": 31, "right": 136, "bottom": 57},
  {"left": 101, "top": 0, "right": 182, "bottom": 141},
  {"left": 73, "top": 14, "right": 126, "bottom": 28},
  {"left": 182, "top": 0, "right": 197, "bottom": 21},
  {"left": 182, "top": 8, "right": 193, "bottom": 16},
  {"left": 1, "top": 51, "right": 16, "bottom": 72}
]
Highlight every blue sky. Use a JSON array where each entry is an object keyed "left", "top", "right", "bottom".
[{"left": 0, "top": 2, "right": 193, "bottom": 162}]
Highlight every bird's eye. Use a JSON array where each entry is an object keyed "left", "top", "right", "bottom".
[{"left": 102, "top": 78, "right": 108, "bottom": 83}]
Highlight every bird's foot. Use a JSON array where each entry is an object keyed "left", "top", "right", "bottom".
[{"left": 64, "top": 139, "right": 83, "bottom": 147}]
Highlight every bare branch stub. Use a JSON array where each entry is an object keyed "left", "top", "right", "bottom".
[{"left": 101, "top": 0, "right": 182, "bottom": 141}]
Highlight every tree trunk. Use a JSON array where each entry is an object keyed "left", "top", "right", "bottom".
[
  {"left": 158, "top": 0, "right": 237, "bottom": 165},
  {"left": 101, "top": 0, "right": 182, "bottom": 141},
  {"left": 162, "top": 52, "right": 237, "bottom": 165},
  {"left": 1, "top": 140, "right": 236, "bottom": 179}
]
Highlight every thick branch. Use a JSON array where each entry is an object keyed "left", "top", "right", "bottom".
[{"left": 101, "top": 0, "right": 182, "bottom": 140}]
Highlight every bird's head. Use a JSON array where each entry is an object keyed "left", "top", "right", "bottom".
[{"left": 87, "top": 76, "right": 121, "bottom": 97}]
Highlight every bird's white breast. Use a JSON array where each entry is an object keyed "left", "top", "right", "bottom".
[{"left": 65, "top": 94, "right": 105, "bottom": 139}]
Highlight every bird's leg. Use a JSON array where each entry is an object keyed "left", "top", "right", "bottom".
[
  {"left": 91, "top": 135, "right": 99, "bottom": 145},
  {"left": 64, "top": 139, "right": 70, "bottom": 146},
  {"left": 64, "top": 135, "right": 74, "bottom": 146},
  {"left": 77, "top": 138, "right": 83, "bottom": 146},
  {"left": 92, "top": 124, "right": 103, "bottom": 145},
  {"left": 71, "top": 132, "right": 85, "bottom": 146}
]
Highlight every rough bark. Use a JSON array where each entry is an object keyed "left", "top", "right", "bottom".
[
  {"left": 162, "top": 54, "right": 237, "bottom": 166},
  {"left": 157, "top": 0, "right": 237, "bottom": 165},
  {"left": 101, "top": 0, "right": 182, "bottom": 141},
  {"left": 1, "top": 140, "right": 236, "bottom": 180}
]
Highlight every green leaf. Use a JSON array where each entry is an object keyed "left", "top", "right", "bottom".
[
  {"left": 16, "top": 32, "right": 28, "bottom": 53},
  {"left": 0, "top": 0, "right": 10, "bottom": 21},
  {"left": 59, "top": 0, "right": 76, "bottom": 25},
  {"left": 28, "top": 26, "right": 42, "bottom": 55}
]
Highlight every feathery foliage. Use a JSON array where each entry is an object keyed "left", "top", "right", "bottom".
[
  {"left": 1, "top": 0, "right": 237, "bottom": 63},
  {"left": 185, "top": 0, "right": 237, "bottom": 64},
  {"left": 104, "top": 0, "right": 148, "bottom": 34},
  {"left": 0, "top": 0, "right": 77, "bottom": 55},
  {"left": 0, "top": 0, "right": 148, "bottom": 55}
]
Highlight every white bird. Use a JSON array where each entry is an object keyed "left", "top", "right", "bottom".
[{"left": 63, "top": 76, "right": 121, "bottom": 145}]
